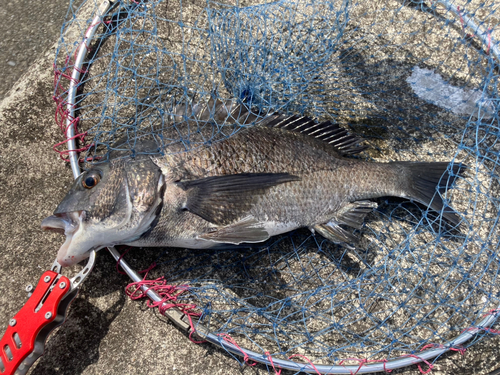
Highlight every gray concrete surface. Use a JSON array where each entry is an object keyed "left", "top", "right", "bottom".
[
  {"left": 0, "top": 1, "right": 499, "bottom": 375},
  {"left": 0, "top": 0, "right": 81, "bottom": 102}
]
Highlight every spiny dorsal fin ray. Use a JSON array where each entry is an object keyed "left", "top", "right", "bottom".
[
  {"left": 264, "top": 114, "right": 368, "bottom": 155},
  {"left": 171, "top": 97, "right": 368, "bottom": 156}
]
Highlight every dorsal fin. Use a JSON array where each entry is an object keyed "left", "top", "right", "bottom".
[{"left": 263, "top": 114, "right": 368, "bottom": 155}]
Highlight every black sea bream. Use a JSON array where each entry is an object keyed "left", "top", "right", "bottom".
[{"left": 42, "top": 103, "right": 464, "bottom": 266}]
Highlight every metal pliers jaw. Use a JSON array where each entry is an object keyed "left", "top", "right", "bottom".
[{"left": 0, "top": 251, "right": 96, "bottom": 375}]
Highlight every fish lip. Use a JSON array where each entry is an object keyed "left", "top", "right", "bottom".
[
  {"left": 42, "top": 211, "right": 86, "bottom": 267},
  {"left": 41, "top": 211, "right": 84, "bottom": 235}
]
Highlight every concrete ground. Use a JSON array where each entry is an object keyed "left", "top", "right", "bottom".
[
  {"left": 0, "top": 0, "right": 81, "bottom": 102},
  {"left": 0, "top": 1, "right": 499, "bottom": 375}
]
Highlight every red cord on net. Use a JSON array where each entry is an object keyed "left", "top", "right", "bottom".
[
  {"left": 486, "top": 28, "right": 492, "bottom": 55},
  {"left": 117, "top": 249, "right": 204, "bottom": 344},
  {"left": 125, "top": 275, "right": 204, "bottom": 343},
  {"left": 457, "top": 4, "right": 493, "bottom": 55},
  {"left": 457, "top": 6, "right": 475, "bottom": 39},
  {"left": 53, "top": 56, "right": 94, "bottom": 162},
  {"left": 288, "top": 354, "right": 322, "bottom": 374},
  {"left": 52, "top": 123, "right": 94, "bottom": 162},
  {"left": 338, "top": 358, "right": 369, "bottom": 375},
  {"left": 217, "top": 333, "right": 257, "bottom": 367},
  {"left": 406, "top": 342, "right": 475, "bottom": 374},
  {"left": 265, "top": 352, "right": 281, "bottom": 375},
  {"left": 334, "top": 349, "right": 436, "bottom": 375},
  {"left": 218, "top": 334, "right": 324, "bottom": 374},
  {"left": 420, "top": 343, "right": 467, "bottom": 356},
  {"left": 53, "top": 58, "right": 76, "bottom": 132},
  {"left": 462, "top": 308, "right": 500, "bottom": 336},
  {"left": 363, "top": 358, "right": 392, "bottom": 373},
  {"left": 52, "top": 21, "right": 98, "bottom": 164},
  {"left": 401, "top": 354, "right": 434, "bottom": 374}
]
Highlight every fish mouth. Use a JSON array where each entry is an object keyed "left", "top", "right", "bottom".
[
  {"left": 41, "top": 211, "right": 86, "bottom": 266},
  {"left": 41, "top": 211, "right": 83, "bottom": 235}
]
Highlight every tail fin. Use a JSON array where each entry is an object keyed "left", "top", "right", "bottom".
[{"left": 399, "top": 161, "right": 467, "bottom": 226}]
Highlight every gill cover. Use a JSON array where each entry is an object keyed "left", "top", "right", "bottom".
[{"left": 42, "top": 158, "right": 164, "bottom": 266}]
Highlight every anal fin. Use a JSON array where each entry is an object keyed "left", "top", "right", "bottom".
[
  {"left": 313, "top": 223, "right": 356, "bottom": 249},
  {"left": 336, "top": 201, "right": 378, "bottom": 229},
  {"left": 199, "top": 216, "right": 269, "bottom": 245}
]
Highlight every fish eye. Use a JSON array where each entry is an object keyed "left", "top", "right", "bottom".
[{"left": 82, "top": 171, "right": 101, "bottom": 189}]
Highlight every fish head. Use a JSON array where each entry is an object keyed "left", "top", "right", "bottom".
[{"left": 41, "top": 158, "right": 164, "bottom": 266}]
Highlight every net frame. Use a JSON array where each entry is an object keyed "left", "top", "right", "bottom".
[{"left": 57, "top": 0, "right": 500, "bottom": 373}]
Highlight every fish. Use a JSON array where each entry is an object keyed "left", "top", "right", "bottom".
[{"left": 41, "top": 102, "right": 465, "bottom": 267}]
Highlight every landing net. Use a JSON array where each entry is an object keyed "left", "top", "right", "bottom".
[{"left": 54, "top": 0, "right": 500, "bottom": 372}]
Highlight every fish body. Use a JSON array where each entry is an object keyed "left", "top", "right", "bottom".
[{"left": 42, "top": 109, "right": 464, "bottom": 266}]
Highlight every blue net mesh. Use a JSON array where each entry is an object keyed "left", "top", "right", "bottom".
[{"left": 54, "top": 0, "right": 499, "bottom": 370}]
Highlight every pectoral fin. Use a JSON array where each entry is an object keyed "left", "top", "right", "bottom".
[
  {"left": 179, "top": 173, "right": 300, "bottom": 225},
  {"left": 199, "top": 216, "right": 269, "bottom": 244}
]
